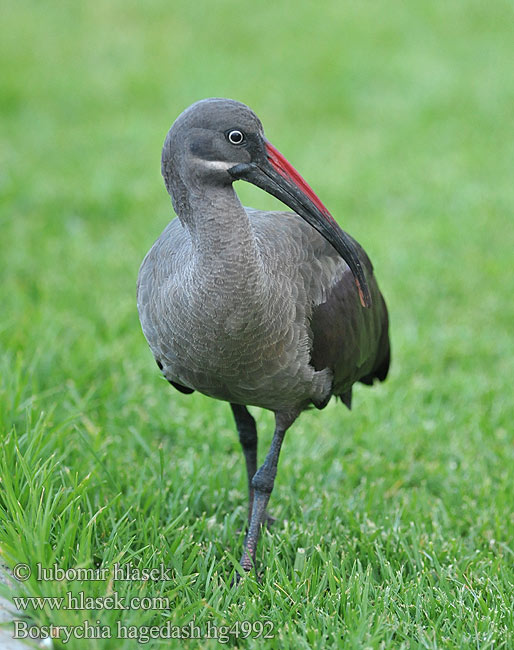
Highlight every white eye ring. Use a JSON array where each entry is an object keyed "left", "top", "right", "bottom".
[{"left": 227, "top": 129, "right": 245, "bottom": 145}]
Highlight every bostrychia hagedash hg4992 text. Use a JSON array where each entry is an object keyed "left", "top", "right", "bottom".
[{"left": 137, "top": 98, "right": 390, "bottom": 577}]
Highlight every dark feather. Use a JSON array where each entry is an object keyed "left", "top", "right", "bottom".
[
  {"left": 168, "top": 380, "right": 195, "bottom": 394},
  {"left": 156, "top": 359, "right": 195, "bottom": 394},
  {"left": 309, "top": 246, "right": 390, "bottom": 408}
]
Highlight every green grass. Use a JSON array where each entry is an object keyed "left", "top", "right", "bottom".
[{"left": 1, "top": 1, "right": 514, "bottom": 648}]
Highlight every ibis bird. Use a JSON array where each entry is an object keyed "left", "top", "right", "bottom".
[{"left": 137, "top": 98, "right": 390, "bottom": 575}]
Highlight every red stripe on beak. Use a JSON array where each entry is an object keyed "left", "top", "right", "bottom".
[
  {"left": 265, "top": 140, "right": 370, "bottom": 309},
  {"left": 265, "top": 141, "right": 336, "bottom": 224}
]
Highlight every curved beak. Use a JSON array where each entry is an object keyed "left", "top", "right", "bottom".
[{"left": 229, "top": 140, "right": 372, "bottom": 308}]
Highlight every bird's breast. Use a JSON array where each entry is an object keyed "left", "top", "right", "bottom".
[{"left": 144, "top": 267, "right": 316, "bottom": 409}]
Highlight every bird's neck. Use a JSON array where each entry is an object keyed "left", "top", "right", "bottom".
[{"left": 174, "top": 183, "right": 264, "bottom": 282}]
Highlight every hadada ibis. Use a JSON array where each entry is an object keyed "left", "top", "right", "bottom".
[{"left": 137, "top": 98, "right": 390, "bottom": 576}]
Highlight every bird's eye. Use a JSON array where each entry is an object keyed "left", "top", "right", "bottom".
[{"left": 227, "top": 129, "right": 245, "bottom": 145}]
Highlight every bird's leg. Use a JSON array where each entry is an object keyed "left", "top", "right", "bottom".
[
  {"left": 239, "top": 410, "right": 298, "bottom": 574},
  {"left": 231, "top": 404, "right": 258, "bottom": 524}
]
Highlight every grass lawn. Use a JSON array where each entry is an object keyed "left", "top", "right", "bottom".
[{"left": 1, "top": 1, "right": 514, "bottom": 648}]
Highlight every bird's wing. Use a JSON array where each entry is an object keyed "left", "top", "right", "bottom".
[
  {"left": 307, "top": 231, "right": 390, "bottom": 399},
  {"left": 247, "top": 208, "right": 390, "bottom": 402}
]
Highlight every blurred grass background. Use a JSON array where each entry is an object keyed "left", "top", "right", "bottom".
[{"left": 1, "top": 0, "right": 513, "bottom": 648}]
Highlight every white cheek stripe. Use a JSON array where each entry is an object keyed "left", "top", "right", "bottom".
[{"left": 200, "top": 160, "right": 234, "bottom": 171}]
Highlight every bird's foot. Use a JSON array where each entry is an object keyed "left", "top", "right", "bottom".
[
  {"left": 231, "top": 566, "right": 253, "bottom": 587},
  {"left": 231, "top": 549, "right": 259, "bottom": 587}
]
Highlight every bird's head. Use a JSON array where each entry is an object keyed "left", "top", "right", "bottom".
[{"left": 162, "top": 98, "right": 371, "bottom": 308}]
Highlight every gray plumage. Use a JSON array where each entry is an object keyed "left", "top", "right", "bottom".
[
  {"left": 137, "top": 98, "right": 390, "bottom": 576},
  {"left": 138, "top": 208, "right": 388, "bottom": 409}
]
